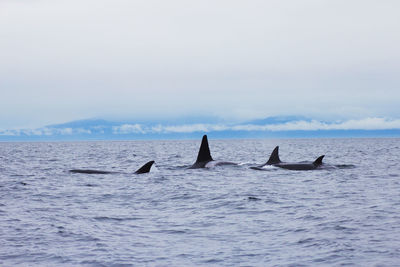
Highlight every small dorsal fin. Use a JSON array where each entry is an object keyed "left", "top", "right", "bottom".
[
  {"left": 313, "top": 155, "right": 324, "bottom": 166},
  {"left": 196, "top": 135, "right": 213, "bottom": 163},
  {"left": 266, "top": 146, "right": 281, "bottom": 165},
  {"left": 135, "top": 160, "right": 155, "bottom": 174}
]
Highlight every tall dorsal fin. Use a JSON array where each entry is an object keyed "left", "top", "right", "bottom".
[
  {"left": 135, "top": 160, "right": 155, "bottom": 174},
  {"left": 313, "top": 155, "right": 324, "bottom": 166},
  {"left": 266, "top": 146, "right": 281, "bottom": 165},
  {"left": 196, "top": 135, "right": 213, "bottom": 163}
]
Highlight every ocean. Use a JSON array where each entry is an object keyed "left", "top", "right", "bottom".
[{"left": 1, "top": 138, "right": 400, "bottom": 266}]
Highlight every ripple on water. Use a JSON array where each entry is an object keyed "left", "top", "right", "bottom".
[
  {"left": 93, "top": 216, "right": 143, "bottom": 222},
  {"left": 1, "top": 138, "right": 400, "bottom": 266}
]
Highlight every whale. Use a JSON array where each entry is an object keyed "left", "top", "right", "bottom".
[
  {"left": 252, "top": 146, "right": 324, "bottom": 171},
  {"left": 189, "top": 135, "right": 236, "bottom": 169},
  {"left": 70, "top": 160, "right": 155, "bottom": 174}
]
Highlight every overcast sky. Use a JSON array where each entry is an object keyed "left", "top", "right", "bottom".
[{"left": 1, "top": 0, "right": 399, "bottom": 129}]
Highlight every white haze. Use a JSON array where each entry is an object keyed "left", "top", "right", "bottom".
[{"left": 0, "top": 0, "right": 399, "bottom": 129}]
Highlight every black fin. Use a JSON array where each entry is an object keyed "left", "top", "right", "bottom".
[
  {"left": 266, "top": 146, "right": 281, "bottom": 165},
  {"left": 195, "top": 135, "right": 213, "bottom": 163},
  {"left": 135, "top": 160, "right": 155, "bottom": 174},
  {"left": 313, "top": 155, "right": 324, "bottom": 166}
]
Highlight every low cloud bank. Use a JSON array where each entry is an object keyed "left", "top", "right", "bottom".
[
  {"left": 0, "top": 128, "right": 91, "bottom": 136},
  {"left": 1, "top": 117, "right": 400, "bottom": 137},
  {"left": 112, "top": 117, "right": 400, "bottom": 134}
]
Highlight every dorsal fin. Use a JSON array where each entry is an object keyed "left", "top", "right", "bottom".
[
  {"left": 313, "top": 155, "right": 324, "bottom": 166},
  {"left": 266, "top": 146, "right": 281, "bottom": 165},
  {"left": 135, "top": 160, "right": 155, "bottom": 174},
  {"left": 196, "top": 135, "right": 213, "bottom": 163}
]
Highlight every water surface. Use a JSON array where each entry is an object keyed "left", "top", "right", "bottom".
[{"left": 1, "top": 138, "right": 400, "bottom": 266}]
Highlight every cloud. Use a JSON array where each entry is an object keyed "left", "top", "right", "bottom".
[
  {"left": 0, "top": 129, "right": 19, "bottom": 136},
  {"left": 156, "top": 124, "right": 230, "bottom": 133},
  {"left": 260, "top": 118, "right": 400, "bottom": 131},
  {"left": 110, "top": 117, "right": 400, "bottom": 134},
  {"left": 1, "top": 117, "right": 400, "bottom": 138},
  {"left": 0, "top": 127, "right": 91, "bottom": 136},
  {"left": 0, "top": 0, "right": 399, "bottom": 128},
  {"left": 112, "top": 124, "right": 145, "bottom": 134}
]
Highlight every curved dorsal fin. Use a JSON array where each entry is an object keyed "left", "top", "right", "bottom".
[
  {"left": 313, "top": 155, "right": 324, "bottom": 166},
  {"left": 135, "top": 160, "right": 155, "bottom": 174},
  {"left": 266, "top": 146, "right": 281, "bottom": 165},
  {"left": 196, "top": 135, "right": 213, "bottom": 163}
]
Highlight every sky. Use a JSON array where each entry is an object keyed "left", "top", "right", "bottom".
[{"left": 1, "top": 0, "right": 399, "bottom": 130}]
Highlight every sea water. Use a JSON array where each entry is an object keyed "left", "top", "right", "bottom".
[{"left": 1, "top": 138, "right": 400, "bottom": 266}]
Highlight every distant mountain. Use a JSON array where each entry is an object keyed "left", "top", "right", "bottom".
[
  {"left": 1, "top": 116, "right": 400, "bottom": 141},
  {"left": 46, "top": 119, "right": 120, "bottom": 128},
  {"left": 46, "top": 116, "right": 225, "bottom": 128},
  {"left": 246, "top": 116, "right": 311, "bottom": 125}
]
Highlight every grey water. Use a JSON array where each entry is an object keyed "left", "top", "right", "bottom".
[{"left": 1, "top": 138, "right": 400, "bottom": 266}]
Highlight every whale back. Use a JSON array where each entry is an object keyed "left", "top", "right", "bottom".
[{"left": 69, "top": 169, "right": 111, "bottom": 174}]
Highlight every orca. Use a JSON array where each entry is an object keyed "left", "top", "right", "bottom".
[
  {"left": 189, "top": 135, "right": 236, "bottom": 169},
  {"left": 252, "top": 146, "right": 324, "bottom": 171},
  {"left": 70, "top": 160, "right": 155, "bottom": 174}
]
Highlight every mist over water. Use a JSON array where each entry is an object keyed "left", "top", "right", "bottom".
[{"left": 1, "top": 138, "right": 400, "bottom": 266}]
